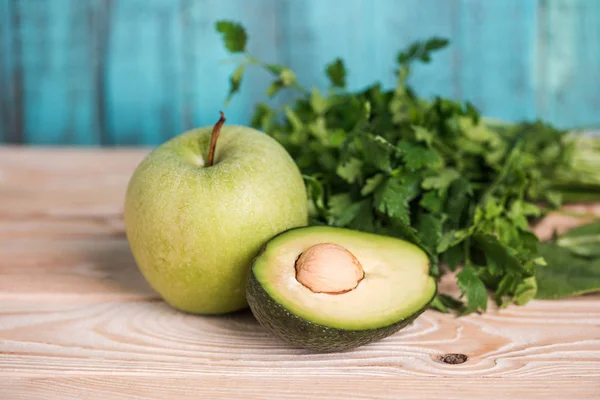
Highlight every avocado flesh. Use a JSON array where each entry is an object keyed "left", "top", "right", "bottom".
[{"left": 247, "top": 226, "right": 437, "bottom": 352}]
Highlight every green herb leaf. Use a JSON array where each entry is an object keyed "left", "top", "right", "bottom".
[
  {"left": 420, "top": 191, "right": 443, "bottom": 213},
  {"left": 310, "top": 88, "right": 329, "bottom": 115},
  {"left": 266, "top": 64, "right": 285, "bottom": 75},
  {"left": 397, "top": 141, "right": 443, "bottom": 171},
  {"left": 215, "top": 21, "right": 247, "bottom": 53},
  {"left": 474, "top": 234, "right": 525, "bottom": 275},
  {"left": 374, "top": 175, "right": 419, "bottom": 224},
  {"left": 514, "top": 276, "right": 537, "bottom": 305},
  {"left": 457, "top": 266, "right": 488, "bottom": 314},
  {"left": 349, "top": 199, "right": 376, "bottom": 233},
  {"left": 328, "top": 193, "right": 362, "bottom": 227},
  {"left": 417, "top": 213, "right": 443, "bottom": 254},
  {"left": 536, "top": 242, "right": 600, "bottom": 299},
  {"left": 303, "top": 175, "right": 327, "bottom": 220},
  {"left": 280, "top": 69, "right": 296, "bottom": 86},
  {"left": 226, "top": 65, "right": 245, "bottom": 103},
  {"left": 397, "top": 37, "right": 449, "bottom": 64},
  {"left": 555, "top": 220, "right": 600, "bottom": 257},
  {"left": 217, "top": 22, "right": 600, "bottom": 314},
  {"left": 361, "top": 173, "right": 385, "bottom": 196},
  {"left": 425, "top": 37, "right": 450, "bottom": 51},
  {"left": 430, "top": 293, "right": 465, "bottom": 313},
  {"left": 336, "top": 157, "right": 363, "bottom": 184},
  {"left": 413, "top": 126, "right": 434, "bottom": 146},
  {"left": 250, "top": 103, "right": 275, "bottom": 131},
  {"left": 326, "top": 58, "right": 346, "bottom": 88},
  {"left": 422, "top": 169, "right": 460, "bottom": 193},
  {"left": 359, "top": 134, "right": 394, "bottom": 172},
  {"left": 266, "top": 80, "right": 284, "bottom": 97}
]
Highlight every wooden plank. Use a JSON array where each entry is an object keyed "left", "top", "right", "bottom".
[
  {"left": 1, "top": 148, "right": 600, "bottom": 398},
  {"left": 4, "top": 0, "right": 600, "bottom": 146},
  {"left": 0, "top": 0, "right": 10, "bottom": 142},
  {"left": 532, "top": 203, "right": 600, "bottom": 240},
  {"left": 0, "top": 0, "right": 22, "bottom": 144},
  {"left": 179, "top": 0, "right": 281, "bottom": 132},
  {"left": 281, "top": 0, "right": 458, "bottom": 97},
  {"left": 104, "top": 0, "right": 281, "bottom": 145},
  {"left": 1, "top": 212, "right": 598, "bottom": 301},
  {"left": 2, "top": 377, "right": 599, "bottom": 400},
  {"left": 373, "top": 0, "right": 460, "bottom": 98},
  {"left": 0, "top": 205, "right": 597, "bottom": 300},
  {"left": 0, "top": 234, "right": 156, "bottom": 301},
  {"left": 2, "top": 145, "right": 598, "bottom": 221},
  {"left": 104, "top": 0, "right": 183, "bottom": 145},
  {"left": 0, "top": 147, "right": 148, "bottom": 218},
  {"left": 537, "top": 0, "right": 600, "bottom": 129},
  {"left": 281, "top": 0, "right": 377, "bottom": 91},
  {"left": 0, "top": 297, "right": 599, "bottom": 378},
  {"left": 458, "top": 0, "right": 537, "bottom": 121},
  {"left": 14, "top": 0, "right": 109, "bottom": 145}
]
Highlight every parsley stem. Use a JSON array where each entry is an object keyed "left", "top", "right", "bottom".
[{"left": 478, "top": 140, "right": 523, "bottom": 207}]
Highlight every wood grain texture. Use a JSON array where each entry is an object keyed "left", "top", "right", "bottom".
[
  {"left": 0, "top": 0, "right": 23, "bottom": 144},
  {"left": 14, "top": 0, "right": 102, "bottom": 145},
  {"left": 2, "top": 0, "right": 600, "bottom": 145},
  {"left": 2, "top": 377, "right": 598, "bottom": 400},
  {"left": 373, "top": 0, "right": 459, "bottom": 98},
  {"left": 0, "top": 0, "right": 11, "bottom": 143},
  {"left": 177, "top": 0, "right": 281, "bottom": 130},
  {"left": 0, "top": 147, "right": 148, "bottom": 217},
  {"left": 1, "top": 295, "right": 600, "bottom": 378},
  {"left": 281, "top": 0, "right": 459, "bottom": 97},
  {"left": 537, "top": 0, "right": 600, "bottom": 129},
  {"left": 1, "top": 148, "right": 600, "bottom": 399},
  {"left": 105, "top": 0, "right": 181, "bottom": 145},
  {"left": 459, "top": 0, "right": 538, "bottom": 122}
]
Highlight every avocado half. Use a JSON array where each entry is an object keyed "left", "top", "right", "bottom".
[{"left": 246, "top": 226, "right": 437, "bottom": 352}]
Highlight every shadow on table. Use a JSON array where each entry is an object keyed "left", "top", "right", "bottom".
[
  {"left": 84, "top": 234, "right": 313, "bottom": 353},
  {"left": 83, "top": 236, "right": 158, "bottom": 300}
]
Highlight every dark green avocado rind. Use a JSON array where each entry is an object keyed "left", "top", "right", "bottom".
[{"left": 246, "top": 268, "right": 437, "bottom": 353}]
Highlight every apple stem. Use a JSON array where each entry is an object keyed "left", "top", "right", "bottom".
[{"left": 207, "top": 111, "right": 226, "bottom": 167}]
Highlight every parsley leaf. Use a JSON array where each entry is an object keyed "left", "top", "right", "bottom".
[
  {"left": 537, "top": 242, "right": 600, "bottom": 299},
  {"left": 555, "top": 220, "right": 600, "bottom": 257},
  {"left": 328, "top": 193, "right": 362, "bottom": 227},
  {"left": 215, "top": 21, "right": 247, "bottom": 53},
  {"left": 417, "top": 213, "right": 444, "bottom": 255},
  {"left": 374, "top": 175, "right": 420, "bottom": 225},
  {"left": 397, "top": 37, "right": 449, "bottom": 64},
  {"left": 216, "top": 20, "right": 600, "bottom": 314},
  {"left": 326, "top": 58, "right": 346, "bottom": 88},
  {"left": 337, "top": 157, "right": 363, "bottom": 184},
  {"left": 456, "top": 266, "right": 488, "bottom": 314},
  {"left": 226, "top": 65, "right": 245, "bottom": 103},
  {"left": 536, "top": 221, "right": 600, "bottom": 299},
  {"left": 397, "top": 141, "right": 443, "bottom": 171},
  {"left": 361, "top": 173, "right": 385, "bottom": 196}
]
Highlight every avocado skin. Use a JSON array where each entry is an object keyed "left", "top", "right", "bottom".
[{"left": 246, "top": 269, "right": 436, "bottom": 353}]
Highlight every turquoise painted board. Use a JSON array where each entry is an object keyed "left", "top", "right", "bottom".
[
  {"left": 17, "top": 1, "right": 106, "bottom": 145},
  {"left": 538, "top": 0, "right": 600, "bottom": 129},
  {"left": 0, "top": 0, "right": 598, "bottom": 145},
  {"left": 0, "top": 0, "right": 17, "bottom": 143},
  {"left": 459, "top": 0, "right": 538, "bottom": 122}
]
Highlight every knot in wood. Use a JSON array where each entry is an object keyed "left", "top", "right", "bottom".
[{"left": 440, "top": 353, "right": 468, "bottom": 364}]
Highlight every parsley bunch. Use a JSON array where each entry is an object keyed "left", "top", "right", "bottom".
[{"left": 216, "top": 21, "right": 600, "bottom": 314}]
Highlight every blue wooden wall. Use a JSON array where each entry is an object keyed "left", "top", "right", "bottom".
[{"left": 0, "top": 0, "right": 599, "bottom": 146}]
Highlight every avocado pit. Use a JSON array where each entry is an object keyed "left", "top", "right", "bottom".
[{"left": 294, "top": 243, "right": 365, "bottom": 294}]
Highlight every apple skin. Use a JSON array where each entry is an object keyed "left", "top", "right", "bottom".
[{"left": 124, "top": 125, "right": 308, "bottom": 314}]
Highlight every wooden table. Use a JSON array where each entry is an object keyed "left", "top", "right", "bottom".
[{"left": 1, "top": 147, "right": 599, "bottom": 399}]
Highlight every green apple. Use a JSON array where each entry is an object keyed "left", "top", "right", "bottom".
[{"left": 124, "top": 114, "right": 308, "bottom": 314}]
